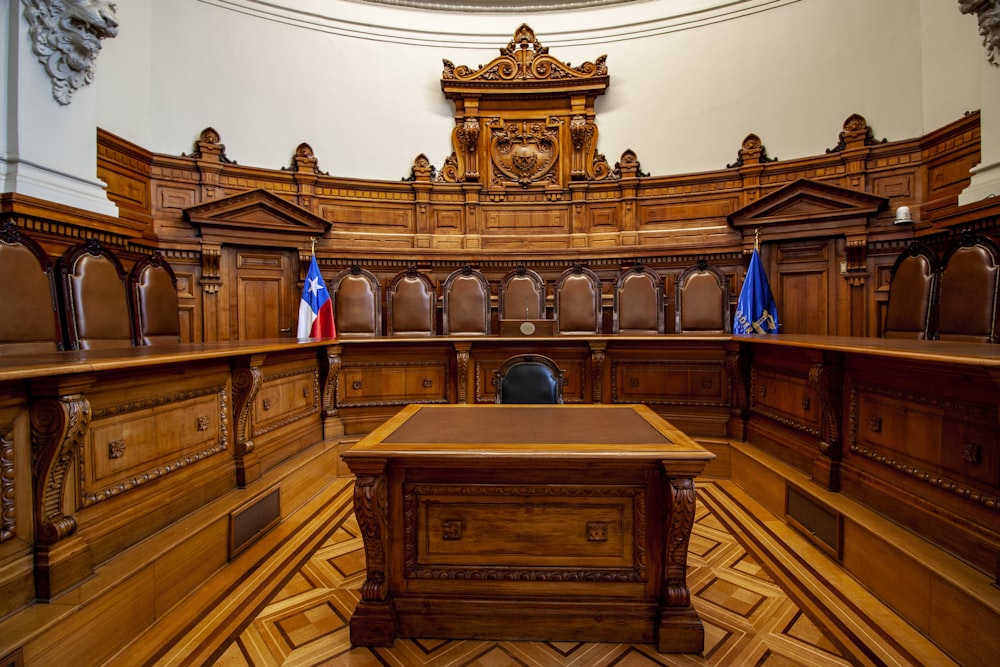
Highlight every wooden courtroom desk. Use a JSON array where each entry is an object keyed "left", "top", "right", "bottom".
[{"left": 342, "top": 403, "right": 716, "bottom": 653}]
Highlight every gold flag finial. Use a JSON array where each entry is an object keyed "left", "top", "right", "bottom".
[
  {"left": 310, "top": 236, "right": 318, "bottom": 255},
  {"left": 754, "top": 227, "right": 760, "bottom": 251}
]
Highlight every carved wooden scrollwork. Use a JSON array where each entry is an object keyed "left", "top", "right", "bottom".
[
  {"left": 441, "top": 24, "right": 610, "bottom": 188},
  {"left": 231, "top": 357, "right": 264, "bottom": 486},
  {"left": 30, "top": 394, "right": 91, "bottom": 544},
  {"left": 354, "top": 473, "right": 390, "bottom": 602},
  {"left": 1, "top": 423, "right": 14, "bottom": 543},
  {"left": 663, "top": 476, "right": 696, "bottom": 607}
]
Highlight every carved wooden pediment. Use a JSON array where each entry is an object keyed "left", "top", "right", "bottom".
[
  {"left": 729, "top": 178, "right": 887, "bottom": 243},
  {"left": 440, "top": 24, "right": 613, "bottom": 189},
  {"left": 185, "top": 188, "right": 330, "bottom": 246}
]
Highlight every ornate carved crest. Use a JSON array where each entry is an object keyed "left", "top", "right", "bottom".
[{"left": 440, "top": 24, "right": 612, "bottom": 189}]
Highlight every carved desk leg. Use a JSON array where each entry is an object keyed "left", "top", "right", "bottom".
[
  {"left": 350, "top": 458, "right": 396, "bottom": 646},
  {"left": 656, "top": 474, "right": 704, "bottom": 653}
]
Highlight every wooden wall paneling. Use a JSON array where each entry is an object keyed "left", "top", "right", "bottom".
[
  {"left": 745, "top": 343, "right": 824, "bottom": 473},
  {"left": 0, "top": 386, "right": 34, "bottom": 618},
  {"left": 842, "top": 353, "right": 1000, "bottom": 579},
  {"left": 249, "top": 349, "right": 325, "bottom": 475},
  {"left": 96, "top": 130, "right": 153, "bottom": 234},
  {"left": 770, "top": 240, "right": 836, "bottom": 335}
]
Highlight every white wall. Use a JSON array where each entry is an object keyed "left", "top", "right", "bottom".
[{"left": 92, "top": 0, "right": 982, "bottom": 182}]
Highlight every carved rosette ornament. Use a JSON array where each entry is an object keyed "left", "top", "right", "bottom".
[
  {"left": 21, "top": 0, "right": 119, "bottom": 105},
  {"left": 959, "top": 0, "right": 1000, "bottom": 65}
]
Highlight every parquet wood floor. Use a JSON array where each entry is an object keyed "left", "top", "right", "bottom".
[{"left": 116, "top": 477, "right": 957, "bottom": 667}]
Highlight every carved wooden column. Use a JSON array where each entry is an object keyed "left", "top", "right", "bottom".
[
  {"left": 588, "top": 339, "right": 607, "bottom": 404},
  {"left": 231, "top": 354, "right": 265, "bottom": 487},
  {"left": 199, "top": 241, "right": 222, "bottom": 343},
  {"left": 349, "top": 457, "right": 396, "bottom": 646},
  {"left": 656, "top": 468, "right": 704, "bottom": 653},
  {"left": 809, "top": 356, "right": 845, "bottom": 491},
  {"left": 320, "top": 344, "right": 344, "bottom": 440},
  {"left": 28, "top": 375, "right": 96, "bottom": 599},
  {"left": 453, "top": 341, "right": 472, "bottom": 404}
]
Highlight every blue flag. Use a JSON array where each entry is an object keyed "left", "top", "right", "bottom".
[{"left": 734, "top": 249, "right": 779, "bottom": 334}]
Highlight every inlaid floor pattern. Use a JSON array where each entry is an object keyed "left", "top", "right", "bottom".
[{"left": 199, "top": 478, "right": 943, "bottom": 667}]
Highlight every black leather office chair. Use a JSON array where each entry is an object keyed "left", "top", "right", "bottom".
[{"left": 494, "top": 354, "right": 564, "bottom": 404}]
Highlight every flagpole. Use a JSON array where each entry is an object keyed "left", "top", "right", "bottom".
[{"left": 754, "top": 227, "right": 760, "bottom": 252}]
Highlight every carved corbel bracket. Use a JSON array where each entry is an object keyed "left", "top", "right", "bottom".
[
  {"left": 22, "top": 0, "right": 119, "bottom": 105},
  {"left": 809, "top": 360, "right": 845, "bottom": 491},
  {"left": 588, "top": 340, "right": 607, "bottom": 403},
  {"left": 725, "top": 342, "right": 751, "bottom": 440},
  {"left": 843, "top": 237, "right": 869, "bottom": 287},
  {"left": 321, "top": 344, "right": 345, "bottom": 440},
  {"left": 453, "top": 342, "right": 472, "bottom": 403},
  {"left": 232, "top": 354, "right": 265, "bottom": 487},
  {"left": 30, "top": 392, "right": 91, "bottom": 545}
]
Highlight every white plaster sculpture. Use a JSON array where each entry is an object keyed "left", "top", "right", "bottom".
[
  {"left": 960, "top": 0, "right": 1000, "bottom": 66},
  {"left": 21, "top": 0, "right": 120, "bottom": 105}
]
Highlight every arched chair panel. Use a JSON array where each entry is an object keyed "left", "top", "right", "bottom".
[
  {"left": 675, "top": 261, "right": 730, "bottom": 334},
  {"left": 59, "top": 239, "right": 133, "bottom": 350},
  {"left": 0, "top": 221, "right": 64, "bottom": 354},
  {"left": 442, "top": 266, "right": 491, "bottom": 335},
  {"left": 883, "top": 242, "right": 939, "bottom": 340},
  {"left": 387, "top": 267, "right": 436, "bottom": 336},
  {"left": 499, "top": 265, "right": 546, "bottom": 320},
  {"left": 493, "top": 354, "right": 564, "bottom": 404},
  {"left": 331, "top": 266, "right": 382, "bottom": 337},
  {"left": 129, "top": 252, "right": 182, "bottom": 345},
  {"left": 936, "top": 232, "right": 1000, "bottom": 343},
  {"left": 555, "top": 265, "right": 601, "bottom": 334},
  {"left": 613, "top": 264, "right": 664, "bottom": 334}
]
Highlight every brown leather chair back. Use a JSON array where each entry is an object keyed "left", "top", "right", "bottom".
[
  {"left": 443, "top": 266, "right": 491, "bottom": 335},
  {"left": 493, "top": 354, "right": 564, "bottom": 404},
  {"left": 936, "top": 232, "right": 1000, "bottom": 343},
  {"left": 883, "top": 242, "right": 939, "bottom": 340},
  {"left": 129, "top": 253, "right": 181, "bottom": 345},
  {"left": 675, "top": 261, "right": 730, "bottom": 333},
  {"left": 331, "top": 266, "right": 382, "bottom": 337},
  {"left": 0, "top": 222, "right": 63, "bottom": 354},
  {"left": 499, "top": 266, "right": 545, "bottom": 320},
  {"left": 555, "top": 265, "right": 601, "bottom": 334},
  {"left": 387, "top": 268, "right": 436, "bottom": 336},
  {"left": 59, "top": 239, "right": 133, "bottom": 350},
  {"left": 614, "top": 264, "right": 663, "bottom": 334}
]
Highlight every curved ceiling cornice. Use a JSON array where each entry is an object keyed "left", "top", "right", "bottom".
[
  {"left": 354, "top": 0, "right": 638, "bottom": 10},
  {"left": 199, "top": 0, "right": 800, "bottom": 47}
]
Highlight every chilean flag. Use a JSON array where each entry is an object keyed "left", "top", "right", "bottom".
[{"left": 296, "top": 256, "right": 336, "bottom": 339}]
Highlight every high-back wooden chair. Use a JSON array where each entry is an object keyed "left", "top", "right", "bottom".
[
  {"left": 59, "top": 239, "right": 134, "bottom": 350},
  {"left": 330, "top": 265, "right": 382, "bottom": 337},
  {"left": 387, "top": 267, "right": 436, "bottom": 336},
  {"left": 883, "top": 241, "right": 939, "bottom": 340},
  {"left": 0, "top": 221, "right": 64, "bottom": 354},
  {"left": 936, "top": 232, "right": 1000, "bottom": 343},
  {"left": 675, "top": 261, "right": 730, "bottom": 334},
  {"left": 493, "top": 354, "right": 564, "bottom": 404},
  {"left": 613, "top": 263, "right": 663, "bottom": 334},
  {"left": 129, "top": 252, "right": 182, "bottom": 345},
  {"left": 555, "top": 265, "right": 601, "bottom": 334},
  {"left": 499, "top": 265, "right": 546, "bottom": 321},
  {"left": 442, "top": 265, "right": 491, "bottom": 335}
]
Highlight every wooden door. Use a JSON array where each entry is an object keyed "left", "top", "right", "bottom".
[
  {"left": 768, "top": 239, "right": 844, "bottom": 335},
  {"left": 223, "top": 247, "right": 298, "bottom": 340}
]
